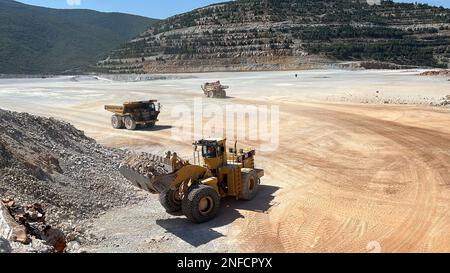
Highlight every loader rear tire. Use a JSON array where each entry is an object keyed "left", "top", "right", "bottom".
[
  {"left": 182, "top": 184, "right": 220, "bottom": 223},
  {"left": 239, "top": 171, "right": 258, "bottom": 200},
  {"left": 111, "top": 115, "right": 124, "bottom": 129},
  {"left": 159, "top": 189, "right": 182, "bottom": 215},
  {"left": 124, "top": 116, "right": 137, "bottom": 130}
]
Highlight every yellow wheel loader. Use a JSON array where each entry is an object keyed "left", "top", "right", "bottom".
[{"left": 119, "top": 138, "right": 264, "bottom": 223}]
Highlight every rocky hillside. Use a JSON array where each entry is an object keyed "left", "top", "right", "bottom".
[
  {"left": 0, "top": 0, "right": 158, "bottom": 74},
  {"left": 97, "top": 0, "right": 450, "bottom": 73}
]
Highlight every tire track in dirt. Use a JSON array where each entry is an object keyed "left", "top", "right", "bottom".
[
  {"left": 316, "top": 109, "right": 444, "bottom": 252},
  {"left": 233, "top": 101, "right": 450, "bottom": 252}
]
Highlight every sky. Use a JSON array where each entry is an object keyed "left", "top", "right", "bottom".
[{"left": 16, "top": 0, "right": 450, "bottom": 19}]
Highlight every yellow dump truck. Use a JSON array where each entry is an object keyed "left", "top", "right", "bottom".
[
  {"left": 201, "top": 81, "right": 228, "bottom": 98},
  {"left": 104, "top": 100, "right": 160, "bottom": 130}
]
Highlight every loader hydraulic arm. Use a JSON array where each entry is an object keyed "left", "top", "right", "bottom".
[{"left": 169, "top": 165, "right": 212, "bottom": 190}]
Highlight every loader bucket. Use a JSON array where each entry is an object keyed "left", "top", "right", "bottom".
[
  {"left": 118, "top": 153, "right": 175, "bottom": 194},
  {"left": 119, "top": 164, "right": 176, "bottom": 194}
]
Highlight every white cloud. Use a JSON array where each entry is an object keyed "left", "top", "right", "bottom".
[{"left": 66, "top": 0, "right": 81, "bottom": 6}]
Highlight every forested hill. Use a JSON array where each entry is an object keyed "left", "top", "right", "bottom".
[{"left": 0, "top": 0, "right": 159, "bottom": 74}]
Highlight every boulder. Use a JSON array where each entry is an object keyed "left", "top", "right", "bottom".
[
  {"left": 0, "top": 202, "right": 29, "bottom": 244},
  {"left": 0, "top": 237, "right": 12, "bottom": 253}
]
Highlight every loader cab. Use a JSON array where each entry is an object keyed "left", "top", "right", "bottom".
[
  {"left": 202, "top": 145, "right": 221, "bottom": 158},
  {"left": 193, "top": 138, "right": 227, "bottom": 170}
]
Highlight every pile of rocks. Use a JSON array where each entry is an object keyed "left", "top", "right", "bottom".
[
  {"left": 121, "top": 153, "right": 171, "bottom": 178},
  {"left": 0, "top": 109, "right": 146, "bottom": 250},
  {"left": 438, "top": 95, "right": 450, "bottom": 106},
  {"left": 1, "top": 199, "right": 65, "bottom": 253},
  {"left": 420, "top": 70, "right": 450, "bottom": 77}
]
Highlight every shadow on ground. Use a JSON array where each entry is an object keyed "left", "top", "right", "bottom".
[
  {"left": 139, "top": 125, "right": 173, "bottom": 132},
  {"left": 206, "top": 96, "right": 236, "bottom": 99},
  {"left": 156, "top": 184, "right": 280, "bottom": 247}
]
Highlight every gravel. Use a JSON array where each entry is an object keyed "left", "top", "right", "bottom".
[
  {"left": 420, "top": 69, "right": 450, "bottom": 77},
  {"left": 121, "top": 153, "right": 170, "bottom": 177},
  {"left": 0, "top": 237, "right": 12, "bottom": 253},
  {"left": 0, "top": 108, "right": 145, "bottom": 245}
]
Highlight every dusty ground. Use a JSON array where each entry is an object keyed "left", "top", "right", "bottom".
[{"left": 1, "top": 70, "right": 450, "bottom": 253}]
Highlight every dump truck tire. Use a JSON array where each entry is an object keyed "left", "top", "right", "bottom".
[
  {"left": 207, "top": 91, "right": 213, "bottom": 98},
  {"left": 239, "top": 171, "right": 258, "bottom": 200},
  {"left": 182, "top": 184, "right": 220, "bottom": 223},
  {"left": 146, "top": 121, "right": 156, "bottom": 128},
  {"left": 124, "top": 116, "right": 137, "bottom": 130},
  {"left": 111, "top": 115, "right": 124, "bottom": 129},
  {"left": 159, "top": 189, "right": 182, "bottom": 214}
]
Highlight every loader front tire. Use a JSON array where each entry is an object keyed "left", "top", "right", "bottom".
[
  {"left": 182, "top": 184, "right": 220, "bottom": 223},
  {"left": 239, "top": 171, "right": 258, "bottom": 200},
  {"left": 124, "top": 116, "right": 137, "bottom": 130},
  {"left": 111, "top": 115, "right": 124, "bottom": 129},
  {"left": 159, "top": 189, "right": 182, "bottom": 215}
]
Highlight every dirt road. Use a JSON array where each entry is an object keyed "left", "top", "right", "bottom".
[
  {"left": 231, "top": 102, "right": 450, "bottom": 252},
  {"left": 1, "top": 70, "right": 450, "bottom": 252}
]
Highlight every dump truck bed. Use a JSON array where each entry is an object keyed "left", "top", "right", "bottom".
[
  {"left": 201, "top": 84, "right": 229, "bottom": 92},
  {"left": 105, "top": 100, "right": 159, "bottom": 115},
  {"left": 105, "top": 100, "right": 158, "bottom": 114},
  {"left": 104, "top": 105, "right": 125, "bottom": 114}
]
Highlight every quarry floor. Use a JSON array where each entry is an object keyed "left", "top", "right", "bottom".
[{"left": 1, "top": 69, "right": 450, "bottom": 253}]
